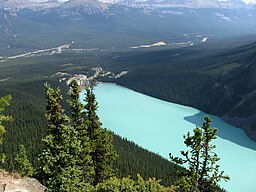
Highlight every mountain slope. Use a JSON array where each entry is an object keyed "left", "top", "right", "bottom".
[
  {"left": 210, "top": 42, "right": 256, "bottom": 140},
  {"left": 112, "top": 41, "right": 256, "bottom": 141}
]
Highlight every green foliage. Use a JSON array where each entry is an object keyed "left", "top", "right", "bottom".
[
  {"left": 14, "top": 144, "right": 34, "bottom": 177},
  {"left": 68, "top": 80, "right": 94, "bottom": 183},
  {"left": 84, "top": 86, "right": 117, "bottom": 185},
  {"left": 49, "top": 175, "right": 177, "bottom": 192},
  {"left": 38, "top": 83, "right": 85, "bottom": 192},
  {"left": 38, "top": 82, "right": 118, "bottom": 191},
  {"left": 170, "top": 116, "right": 230, "bottom": 192},
  {"left": 95, "top": 174, "right": 177, "bottom": 192},
  {"left": 0, "top": 80, "right": 57, "bottom": 171},
  {"left": 0, "top": 95, "right": 12, "bottom": 163},
  {"left": 96, "top": 176, "right": 136, "bottom": 192},
  {"left": 0, "top": 95, "right": 12, "bottom": 144}
]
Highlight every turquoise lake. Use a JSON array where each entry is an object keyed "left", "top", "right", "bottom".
[{"left": 81, "top": 83, "right": 256, "bottom": 192}]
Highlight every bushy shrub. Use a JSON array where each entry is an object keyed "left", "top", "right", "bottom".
[{"left": 96, "top": 174, "right": 176, "bottom": 192}]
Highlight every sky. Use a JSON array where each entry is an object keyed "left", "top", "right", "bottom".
[
  {"left": 244, "top": 0, "right": 256, "bottom": 3},
  {"left": 223, "top": 0, "right": 256, "bottom": 4},
  {"left": 31, "top": 0, "right": 256, "bottom": 4}
]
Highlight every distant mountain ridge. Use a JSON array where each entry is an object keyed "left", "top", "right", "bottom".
[
  {"left": 0, "top": 0, "right": 61, "bottom": 11},
  {"left": 0, "top": 0, "right": 255, "bottom": 23},
  {"left": 0, "top": 0, "right": 31, "bottom": 11},
  {"left": 100, "top": 0, "right": 249, "bottom": 9},
  {"left": 0, "top": 0, "right": 254, "bottom": 12},
  {"left": 0, "top": 0, "right": 105, "bottom": 11},
  {"left": 0, "top": 0, "right": 112, "bottom": 16}
]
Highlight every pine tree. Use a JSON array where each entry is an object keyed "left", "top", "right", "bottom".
[
  {"left": 0, "top": 95, "right": 12, "bottom": 163},
  {"left": 170, "top": 116, "right": 229, "bottom": 192},
  {"left": 14, "top": 145, "right": 34, "bottom": 177},
  {"left": 38, "top": 83, "right": 86, "bottom": 192},
  {"left": 68, "top": 80, "right": 94, "bottom": 183},
  {"left": 84, "top": 87, "right": 117, "bottom": 185}
]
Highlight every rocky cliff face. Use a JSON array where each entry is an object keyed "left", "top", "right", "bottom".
[{"left": 0, "top": 170, "right": 46, "bottom": 192}]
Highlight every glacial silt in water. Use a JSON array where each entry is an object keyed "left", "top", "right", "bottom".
[{"left": 81, "top": 83, "right": 256, "bottom": 192}]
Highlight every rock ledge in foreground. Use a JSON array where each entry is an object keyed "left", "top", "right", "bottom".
[{"left": 0, "top": 169, "right": 46, "bottom": 192}]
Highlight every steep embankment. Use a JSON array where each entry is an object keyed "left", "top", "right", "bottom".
[{"left": 210, "top": 42, "right": 256, "bottom": 141}]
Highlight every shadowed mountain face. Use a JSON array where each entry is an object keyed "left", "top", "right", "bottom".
[{"left": 210, "top": 43, "right": 256, "bottom": 141}]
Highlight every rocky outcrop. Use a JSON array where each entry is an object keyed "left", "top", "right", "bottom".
[{"left": 0, "top": 170, "right": 46, "bottom": 192}]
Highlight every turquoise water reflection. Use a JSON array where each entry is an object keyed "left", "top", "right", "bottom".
[{"left": 81, "top": 83, "right": 256, "bottom": 192}]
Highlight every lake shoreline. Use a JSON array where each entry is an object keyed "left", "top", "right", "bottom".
[{"left": 97, "top": 81, "right": 256, "bottom": 144}]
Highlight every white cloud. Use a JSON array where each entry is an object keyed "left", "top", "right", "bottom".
[{"left": 243, "top": 0, "right": 256, "bottom": 4}]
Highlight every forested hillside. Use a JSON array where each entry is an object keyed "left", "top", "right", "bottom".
[{"left": 113, "top": 41, "right": 256, "bottom": 141}]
